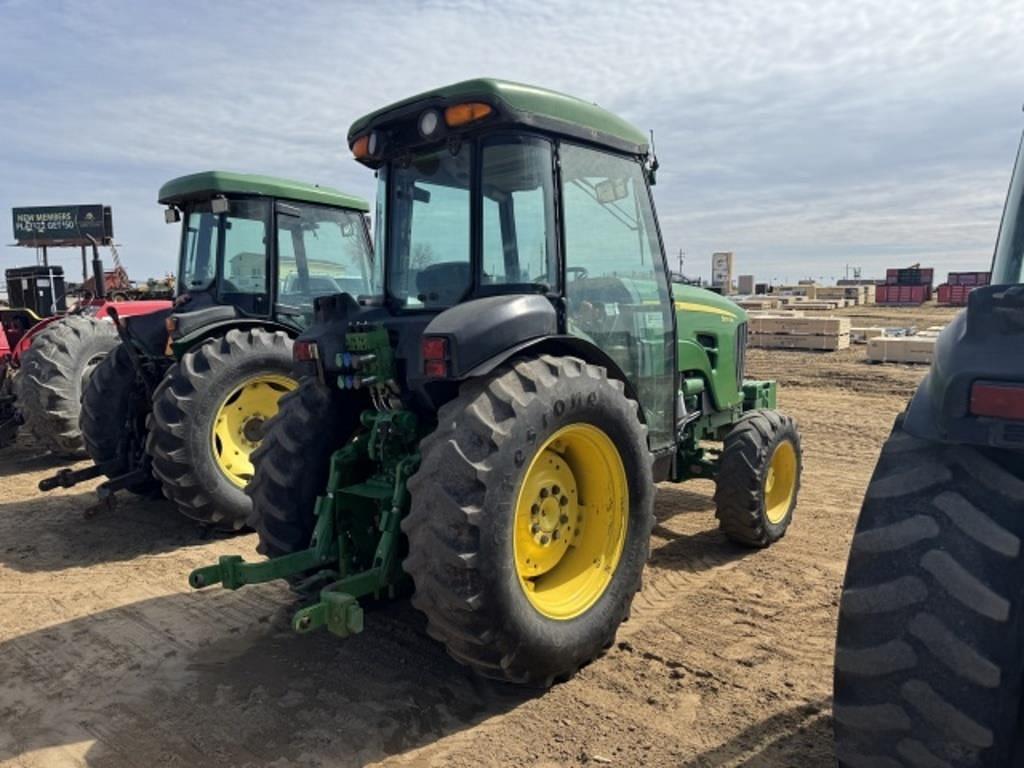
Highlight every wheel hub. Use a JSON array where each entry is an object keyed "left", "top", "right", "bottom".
[
  {"left": 764, "top": 441, "right": 797, "bottom": 525},
  {"left": 241, "top": 415, "right": 265, "bottom": 444},
  {"left": 519, "top": 451, "right": 578, "bottom": 576},
  {"left": 512, "top": 424, "right": 629, "bottom": 621},
  {"left": 211, "top": 374, "right": 297, "bottom": 488}
]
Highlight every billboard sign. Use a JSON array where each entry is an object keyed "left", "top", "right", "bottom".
[{"left": 12, "top": 205, "right": 113, "bottom": 247}]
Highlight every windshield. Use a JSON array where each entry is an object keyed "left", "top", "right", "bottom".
[
  {"left": 276, "top": 202, "right": 376, "bottom": 309},
  {"left": 384, "top": 136, "right": 558, "bottom": 309},
  {"left": 993, "top": 133, "right": 1024, "bottom": 284},
  {"left": 179, "top": 199, "right": 270, "bottom": 293}
]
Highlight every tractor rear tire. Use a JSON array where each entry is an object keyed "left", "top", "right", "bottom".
[
  {"left": 248, "top": 377, "right": 362, "bottom": 558},
  {"left": 714, "top": 410, "right": 802, "bottom": 547},
  {"left": 15, "top": 315, "right": 119, "bottom": 456},
  {"left": 146, "top": 328, "right": 295, "bottom": 530},
  {"left": 403, "top": 354, "right": 654, "bottom": 685},
  {"left": 834, "top": 418, "right": 1024, "bottom": 767},
  {"left": 80, "top": 343, "right": 160, "bottom": 495}
]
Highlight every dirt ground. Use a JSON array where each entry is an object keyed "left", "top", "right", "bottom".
[{"left": 0, "top": 303, "right": 960, "bottom": 768}]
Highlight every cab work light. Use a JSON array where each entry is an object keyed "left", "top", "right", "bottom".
[
  {"left": 970, "top": 381, "right": 1024, "bottom": 421},
  {"left": 444, "top": 102, "right": 493, "bottom": 127},
  {"left": 422, "top": 336, "right": 449, "bottom": 379}
]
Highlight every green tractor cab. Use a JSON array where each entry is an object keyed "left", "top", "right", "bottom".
[
  {"left": 40, "top": 172, "right": 374, "bottom": 528},
  {"left": 834, "top": 134, "right": 1024, "bottom": 766},
  {"left": 191, "top": 79, "right": 803, "bottom": 684}
]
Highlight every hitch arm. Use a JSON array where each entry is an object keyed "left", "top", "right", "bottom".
[
  {"left": 189, "top": 492, "right": 338, "bottom": 590},
  {"left": 39, "top": 464, "right": 103, "bottom": 491}
]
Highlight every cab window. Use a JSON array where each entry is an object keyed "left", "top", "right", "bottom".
[
  {"left": 276, "top": 202, "right": 374, "bottom": 313},
  {"left": 481, "top": 136, "right": 558, "bottom": 291},
  {"left": 560, "top": 142, "right": 674, "bottom": 449}
]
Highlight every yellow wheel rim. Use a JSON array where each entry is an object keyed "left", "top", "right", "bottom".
[
  {"left": 513, "top": 423, "right": 628, "bottom": 621},
  {"left": 764, "top": 440, "right": 798, "bottom": 524},
  {"left": 211, "top": 374, "right": 297, "bottom": 488}
]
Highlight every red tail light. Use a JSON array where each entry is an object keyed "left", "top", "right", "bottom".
[
  {"left": 422, "top": 336, "right": 449, "bottom": 379},
  {"left": 293, "top": 340, "right": 319, "bottom": 362},
  {"left": 970, "top": 381, "right": 1024, "bottom": 421}
]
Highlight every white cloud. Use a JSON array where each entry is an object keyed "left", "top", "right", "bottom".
[{"left": 0, "top": 0, "right": 1021, "bottom": 282}]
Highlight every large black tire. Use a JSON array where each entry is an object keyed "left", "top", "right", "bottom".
[
  {"left": 713, "top": 410, "right": 802, "bottom": 547},
  {"left": 248, "top": 377, "right": 362, "bottom": 558},
  {"left": 15, "top": 316, "right": 118, "bottom": 456},
  {"left": 402, "top": 355, "right": 654, "bottom": 685},
  {"left": 80, "top": 343, "right": 160, "bottom": 495},
  {"left": 834, "top": 418, "right": 1024, "bottom": 767},
  {"left": 146, "top": 328, "right": 294, "bottom": 530}
]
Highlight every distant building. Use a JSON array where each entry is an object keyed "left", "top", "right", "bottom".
[
  {"left": 711, "top": 252, "right": 734, "bottom": 294},
  {"left": 737, "top": 274, "right": 755, "bottom": 295}
]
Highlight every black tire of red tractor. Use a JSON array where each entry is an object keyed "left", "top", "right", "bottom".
[
  {"left": 402, "top": 354, "right": 654, "bottom": 686},
  {"left": 145, "top": 328, "right": 294, "bottom": 530},
  {"left": 713, "top": 410, "right": 802, "bottom": 547},
  {"left": 248, "top": 377, "right": 362, "bottom": 558},
  {"left": 834, "top": 417, "right": 1024, "bottom": 768},
  {"left": 15, "top": 315, "right": 119, "bottom": 457},
  {"left": 80, "top": 342, "right": 160, "bottom": 495}
]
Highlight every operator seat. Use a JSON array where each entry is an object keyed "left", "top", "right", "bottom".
[{"left": 416, "top": 262, "right": 471, "bottom": 307}]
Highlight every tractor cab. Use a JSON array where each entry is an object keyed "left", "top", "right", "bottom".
[
  {"left": 158, "top": 171, "right": 375, "bottom": 352},
  {"left": 312, "top": 79, "right": 683, "bottom": 457}
]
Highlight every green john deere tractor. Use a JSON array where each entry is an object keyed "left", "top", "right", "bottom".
[
  {"left": 41, "top": 173, "right": 374, "bottom": 529},
  {"left": 834, "top": 133, "right": 1024, "bottom": 766},
  {"left": 191, "top": 79, "right": 803, "bottom": 684}
]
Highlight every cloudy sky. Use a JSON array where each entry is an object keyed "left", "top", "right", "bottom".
[{"left": 1, "top": 0, "right": 1021, "bottom": 285}]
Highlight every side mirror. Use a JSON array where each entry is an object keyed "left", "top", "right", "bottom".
[
  {"left": 164, "top": 207, "right": 181, "bottom": 223},
  {"left": 211, "top": 196, "right": 230, "bottom": 215}
]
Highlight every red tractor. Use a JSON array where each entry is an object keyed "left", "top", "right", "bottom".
[{"left": 2, "top": 251, "right": 170, "bottom": 455}]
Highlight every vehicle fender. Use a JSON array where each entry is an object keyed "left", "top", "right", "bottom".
[
  {"left": 462, "top": 333, "right": 641, "bottom": 410},
  {"left": 903, "top": 284, "right": 1024, "bottom": 450},
  {"left": 172, "top": 317, "right": 299, "bottom": 358}
]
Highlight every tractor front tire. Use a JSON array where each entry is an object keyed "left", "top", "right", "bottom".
[
  {"left": 714, "top": 410, "right": 802, "bottom": 547},
  {"left": 146, "top": 328, "right": 295, "bottom": 530},
  {"left": 248, "top": 377, "right": 362, "bottom": 558},
  {"left": 403, "top": 354, "right": 654, "bottom": 685},
  {"left": 16, "top": 316, "right": 119, "bottom": 456},
  {"left": 80, "top": 343, "right": 160, "bottom": 495},
  {"left": 834, "top": 419, "right": 1024, "bottom": 767}
]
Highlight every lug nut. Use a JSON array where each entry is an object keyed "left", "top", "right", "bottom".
[
  {"left": 540, "top": 535, "right": 550, "bottom": 545},
  {"left": 540, "top": 488, "right": 549, "bottom": 499},
  {"left": 552, "top": 530, "right": 560, "bottom": 541},
  {"left": 552, "top": 485, "right": 560, "bottom": 495},
  {"left": 531, "top": 523, "right": 541, "bottom": 534},
  {"left": 559, "top": 496, "right": 569, "bottom": 506},
  {"left": 560, "top": 514, "right": 569, "bottom": 524},
  {"left": 531, "top": 503, "right": 540, "bottom": 515}
]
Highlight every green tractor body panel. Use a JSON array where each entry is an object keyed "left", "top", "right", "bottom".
[
  {"left": 348, "top": 77, "right": 650, "bottom": 159},
  {"left": 158, "top": 170, "right": 369, "bottom": 211},
  {"left": 673, "top": 283, "right": 748, "bottom": 412}
]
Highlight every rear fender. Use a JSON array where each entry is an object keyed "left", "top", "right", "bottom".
[
  {"left": 171, "top": 318, "right": 299, "bottom": 358},
  {"left": 462, "top": 334, "right": 641, "bottom": 410},
  {"left": 904, "top": 284, "right": 1024, "bottom": 450}
]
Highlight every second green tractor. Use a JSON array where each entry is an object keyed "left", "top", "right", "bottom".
[
  {"left": 192, "top": 79, "right": 804, "bottom": 684},
  {"left": 45, "top": 172, "right": 374, "bottom": 529}
]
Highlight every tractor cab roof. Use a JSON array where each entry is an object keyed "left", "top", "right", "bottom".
[
  {"left": 348, "top": 78, "right": 650, "bottom": 164},
  {"left": 158, "top": 171, "right": 369, "bottom": 212}
]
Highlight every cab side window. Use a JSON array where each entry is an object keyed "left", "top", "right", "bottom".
[{"left": 560, "top": 142, "right": 674, "bottom": 449}]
